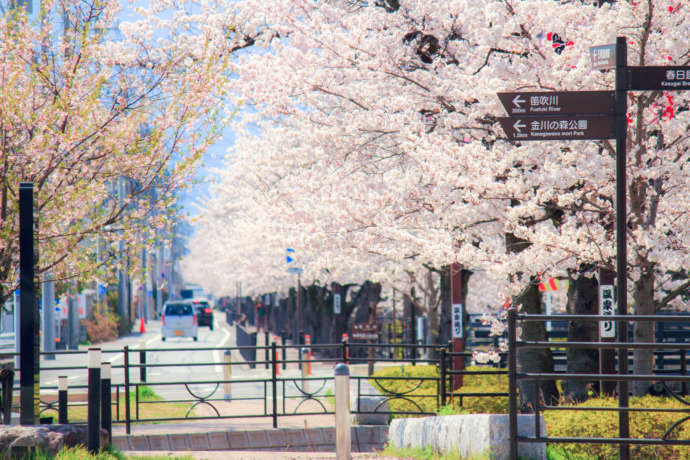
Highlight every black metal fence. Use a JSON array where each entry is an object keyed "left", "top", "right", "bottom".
[
  {"left": 507, "top": 309, "right": 690, "bottom": 460},
  {"left": 0, "top": 337, "right": 511, "bottom": 433}
]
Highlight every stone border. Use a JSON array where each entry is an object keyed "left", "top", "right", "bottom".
[
  {"left": 388, "top": 414, "right": 546, "bottom": 460},
  {"left": 113, "top": 426, "right": 387, "bottom": 453}
]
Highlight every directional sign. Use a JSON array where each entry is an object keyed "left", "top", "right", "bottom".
[
  {"left": 498, "top": 116, "right": 615, "bottom": 141},
  {"left": 498, "top": 91, "right": 614, "bottom": 116},
  {"left": 628, "top": 66, "right": 690, "bottom": 91}
]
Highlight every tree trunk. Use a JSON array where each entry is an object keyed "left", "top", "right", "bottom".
[
  {"left": 564, "top": 274, "right": 599, "bottom": 403},
  {"left": 439, "top": 266, "right": 451, "bottom": 347},
  {"left": 633, "top": 268, "right": 655, "bottom": 396},
  {"left": 516, "top": 282, "right": 560, "bottom": 411}
]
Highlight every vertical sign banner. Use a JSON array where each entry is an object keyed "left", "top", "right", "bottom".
[
  {"left": 544, "top": 292, "right": 553, "bottom": 332},
  {"left": 599, "top": 284, "right": 616, "bottom": 338},
  {"left": 452, "top": 304, "right": 463, "bottom": 338},
  {"left": 333, "top": 293, "right": 341, "bottom": 315}
]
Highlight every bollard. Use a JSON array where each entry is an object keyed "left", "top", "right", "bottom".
[
  {"left": 305, "top": 334, "right": 312, "bottom": 376},
  {"left": 334, "top": 363, "right": 351, "bottom": 460},
  {"left": 101, "top": 363, "right": 112, "bottom": 446},
  {"left": 223, "top": 351, "right": 232, "bottom": 400},
  {"left": 139, "top": 342, "right": 146, "bottom": 383},
  {"left": 300, "top": 348, "right": 310, "bottom": 393},
  {"left": 87, "top": 348, "right": 102, "bottom": 453},
  {"left": 58, "top": 376, "right": 68, "bottom": 424},
  {"left": 341, "top": 334, "right": 349, "bottom": 364},
  {"left": 281, "top": 333, "right": 287, "bottom": 370}
]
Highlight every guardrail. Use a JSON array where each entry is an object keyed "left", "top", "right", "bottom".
[{"left": 507, "top": 310, "right": 690, "bottom": 460}]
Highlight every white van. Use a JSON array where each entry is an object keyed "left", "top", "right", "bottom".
[{"left": 161, "top": 301, "right": 198, "bottom": 341}]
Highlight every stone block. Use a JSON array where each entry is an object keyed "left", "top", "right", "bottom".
[
  {"left": 388, "top": 414, "right": 546, "bottom": 460},
  {"left": 265, "top": 429, "right": 287, "bottom": 448},
  {"left": 111, "top": 437, "right": 129, "bottom": 451},
  {"left": 227, "top": 431, "right": 249, "bottom": 449},
  {"left": 0, "top": 424, "right": 108, "bottom": 456},
  {"left": 319, "top": 427, "right": 336, "bottom": 446},
  {"left": 305, "top": 428, "right": 325, "bottom": 448},
  {"left": 208, "top": 432, "right": 229, "bottom": 450},
  {"left": 188, "top": 433, "right": 210, "bottom": 450},
  {"left": 127, "top": 436, "right": 150, "bottom": 451},
  {"left": 246, "top": 430, "right": 268, "bottom": 449},
  {"left": 168, "top": 434, "right": 189, "bottom": 450},
  {"left": 147, "top": 435, "right": 170, "bottom": 450},
  {"left": 354, "top": 396, "right": 390, "bottom": 425},
  {"left": 283, "top": 429, "right": 307, "bottom": 449}
]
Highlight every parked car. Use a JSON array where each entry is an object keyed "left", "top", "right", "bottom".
[
  {"left": 161, "top": 301, "right": 198, "bottom": 341},
  {"left": 191, "top": 299, "right": 214, "bottom": 330}
]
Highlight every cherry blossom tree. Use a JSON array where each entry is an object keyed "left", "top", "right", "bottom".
[
  {"left": 183, "top": 0, "right": 690, "bottom": 398},
  {"left": 0, "top": 0, "right": 260, "bottom": 304}
]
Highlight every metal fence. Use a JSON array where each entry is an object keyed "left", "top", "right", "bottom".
[
  {"left": 507, "top": 309, "right": 690, "bottom": 460},
  {"left": 0, "top": 338, "right": 511, "bottom": 433}
]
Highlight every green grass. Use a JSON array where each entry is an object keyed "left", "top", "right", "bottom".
[
  {"left": 39, "top": 385, "right": 195, "bottom": 424},
  {"left": 7, "top": 446, "right": 194, "bottom": 460}
]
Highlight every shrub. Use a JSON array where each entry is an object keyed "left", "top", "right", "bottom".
[
  {"left": 545, "top": 395, "right": 690, "bottom": 460},
  {"left": 85, "top": 308, "right": 119, "bottom": 343},
  {"left": 369, "top": 364, "right": 509, "bottom": 416}
]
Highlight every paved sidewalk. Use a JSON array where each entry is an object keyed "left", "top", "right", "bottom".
[{"left": 124, "top": 450, "right": 397, "bottom": 459}]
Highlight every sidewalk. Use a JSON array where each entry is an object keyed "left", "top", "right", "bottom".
[{"left": 124, "top": 451, "right": 394, "bottom": 459}]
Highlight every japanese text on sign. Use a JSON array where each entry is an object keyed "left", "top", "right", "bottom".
[
  {"left": 333, "top": 293, "right": 341, "bottom": 314},
  {"left": 452, "top": 304, "right": 463, "bottom": 338},
  {"left": 599, "top": 285, "right": 616, "bottom": 338}
]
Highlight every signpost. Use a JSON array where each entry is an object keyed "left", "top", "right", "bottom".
[
  {"left": 590, "top": 44, "right": 616, "bottom": 70},
  {"left": 628, "top": 66, "right": 690, "bottom": 90},
  {"left": 499, "top": 36, "right": 690, "bottom": 460},
  {"left": 498, "top": 116, "right": 615, "bottom": 141},
  {"left": 497, "top": 91, "right": 614, "bottom": 116},
  {"left": 450, "top": 263, "right": 465, "bottom": 390}
]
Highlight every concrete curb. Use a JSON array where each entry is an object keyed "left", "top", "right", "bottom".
[{"left": 113, "top": 425, "right": 388, "bottom": 453}]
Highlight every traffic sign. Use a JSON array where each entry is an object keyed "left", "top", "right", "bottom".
[
  {"left": 497, "top": 91, "right": 614, "bottom": 116},
  {"left": 628, "top": 66, "right": 690, "bottom": 91},
  {"left": 498, "top": 116, "right": 615, "bottom": 141}
]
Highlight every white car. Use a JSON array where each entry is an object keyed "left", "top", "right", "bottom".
[{"left": 161, "top": 301, "right": 198, "bottom": 341}]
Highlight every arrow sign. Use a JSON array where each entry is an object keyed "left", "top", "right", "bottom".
[
  {"left": 628, "top": 66, "right": 690, "bottom": 91},
  {"left": 497, "top": 91, "right": 615, "bottom": 116},
  {"left": 513, "top": 119, "right": 526, "bottom": 133},
  {"left": 498, "top": 116, "right": 615, "bottom": 141},
  {"left": 512, "top": 95, "right": 525, "bottom": 109}
]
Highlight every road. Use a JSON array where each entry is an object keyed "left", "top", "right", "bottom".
[{"left": 35, "top": 314, "right": 339, "bottom": 404}]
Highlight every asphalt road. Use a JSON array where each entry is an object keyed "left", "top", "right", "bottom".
[{"left": 35, "top": 314, "right": 337, "bottom": 404}]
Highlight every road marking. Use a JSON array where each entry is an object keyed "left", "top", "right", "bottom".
[
  {"left": 214, "top": 321, "right": 232, "bottom": 372},
  {"left": 106, "top": 335, "right": 161, "bottom": 365}
]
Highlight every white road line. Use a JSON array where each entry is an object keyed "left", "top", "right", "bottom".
[
  {"left": 214, "top": 321, "right": 232, "bottom": 372},
  {"left": 105, "top": 335, "right": 160, "bottom": 365}
]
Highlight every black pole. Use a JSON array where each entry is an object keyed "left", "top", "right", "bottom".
[
  {"left": 271, "top": 342, "right": 278, "bottom": 429},
  {"left": 101, "top": 363, "right": 112, "bottom": 446},
  {"left": 58, "top": 376, "right": 68, "bottom": 424},
  {"left": 508, "top": 309, "right": 518, "bottom": 460},
  {"left": 615, "top": 35, "right": 630, "bottom": 460},
  {"left": 439, "top": 349, "right": 447, "bottom": 407},
  {"left": 124, "top": 346, "right": 131, "bottom": 434},
  {"left": 19, "top": 183, "right": 39, "bottom": 425},
  {"left": 265, "top": 331, "right": 270, "bottom": 370},
  {"left": 281, "top": 334, "right": 287, "bottom": 370},
  {"left": 87, "top": 348, "right": 102, "bottom": 453},
  {"left": 139, "top": 348, "right": 147, "bottom": 383}
]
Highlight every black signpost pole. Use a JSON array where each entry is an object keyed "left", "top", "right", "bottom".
[
  {"left": 19, "top": 183, "right": 39, "bottom": 426},
  {"left": 614, "top": 36, "right": 630, "bottom": 460}
]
